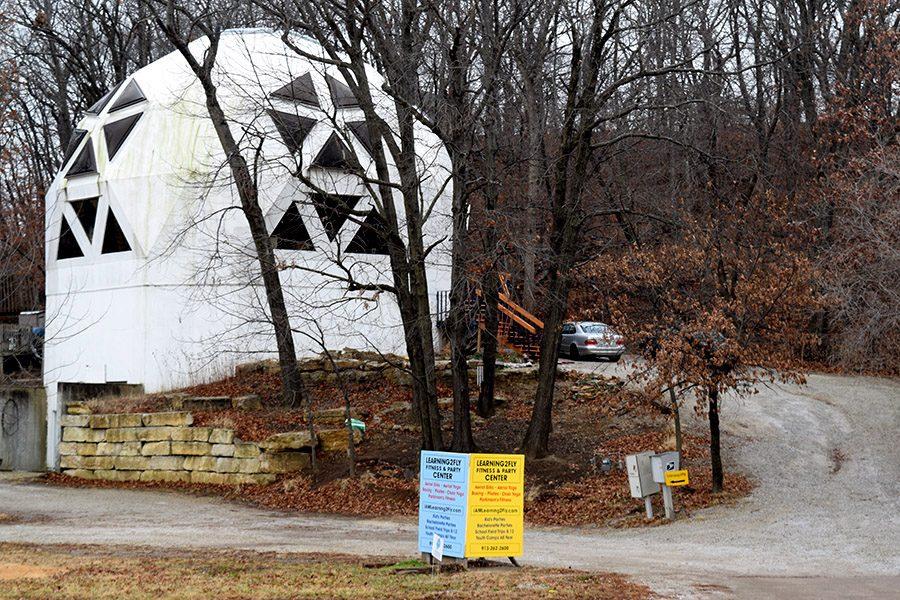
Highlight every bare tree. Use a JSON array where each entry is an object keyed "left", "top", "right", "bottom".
[
  {"left": 519, "top": 0, "right": 716, "bottom": 458},
  {"left": 142, "top": 0, "right": 306, "bottom": 406},
  {"left": 414, "top": 0, "right": 527, "bottom": 440},
  {"left": 255, "top": 0, "right": 456, "bottom": 449}
]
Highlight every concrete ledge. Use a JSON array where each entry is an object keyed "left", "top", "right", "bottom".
[
  {"left": 210, "top": 444, "right": 235, "bottom": 457},
  {"left": 140, "top": 470, "right": 190, "bottom": 483},
  {"left": 209, "top": 429, "right": 234, "bottom": 444},
  {"left": 96, "top": 442, "right": 142, "bottom": 456},
  {"left": 258, "top": 431, "right": 316, "bottom": 452},
  {"left": 170, "top": 442, "right": 212, "bottom": 456},
  {"left": 319, "top": 428, "right": 363, "bottom": 452},
  {"left": 89, "top": 414, "right": 143, "bottom": 429},
  {"left": 142, "top": 412, "right": 193, "bottom": 427},
  {"left": 62, "top": 427, "right": 106, "bottom": 443},
  {"left": 94, "top": 469, "right": 142, "bottom": 482},
  {"left": 260, "top": 452, "right": 310, "bottom": 473},
  {"left": 140, "top": 441, "right": 172, "bottom": 456},
  {"left": 60, "top": 455, "right": 115, "bottom": 470},
  {"left": 60, "top": 415, "right": 89, "bottom": 428}
]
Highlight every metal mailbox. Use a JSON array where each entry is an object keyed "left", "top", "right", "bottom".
[{"left": 650, "top": 452, "right": 680, "bottom": 484}]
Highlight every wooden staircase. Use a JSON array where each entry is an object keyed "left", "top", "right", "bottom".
[{"left": 476, "top": 278, "right": 543, "bottom": 360}]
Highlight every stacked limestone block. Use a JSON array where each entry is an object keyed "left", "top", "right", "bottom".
[{"left": 59, "top": 409, "right": 310, "bottom": 485}]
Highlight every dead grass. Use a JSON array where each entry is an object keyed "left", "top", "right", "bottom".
[
  {"left": 0, "top": 563, "right": 65, "bottom": 581},
  {"left": 0, "top": 543, "right": 652, "bottom": 599}
]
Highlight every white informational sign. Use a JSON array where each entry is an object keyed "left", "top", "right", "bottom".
[
  {"left": 431, "top": 533, "right": 444, "bottom": 562},
  {"left": 418, "top": 450, "right": 525, "bottom": 559}
]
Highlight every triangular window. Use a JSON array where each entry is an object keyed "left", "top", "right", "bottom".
[
  {"left": 56, "top": 216, "right": 83, "bottom": 260},
  {"left": 67, "top": 141, "right": 97, "bottom": 177},
  {"left": 346, "top": 209, "right": 390, "bottom": 255},
  {"left": 347, "top": 121, "right": 374, "bottom": 157},
  {"left": 326, "top": 75, "right": 359, "bottom": 108},
  {"left": 267, "top": 110, "right": 316, "bottom": 154},
  {"left": 271, "top": 73, "right": 319, "bottom": 107},
  {"left": 86, "top": 82, "right": 122, "bottom": 114},
  {"left": 62, "top": 130, "right": 87, "bottom": 167},
  {"left": 312, "top": 194, "right": 361, "bottom": 242},
  {"left": 104, "top": 113, "right": 142, "bottom": 160},
  {"left": 271, "top": 203, "right": 315, "bottom": 251},
  {"left": 109, "top": 80, "right": 146, "bottom": 113},
  {"left": 71, "top": 198, "right": 99, "bottom": 241},
  {"left": 312, "top": 132, "right": 353, "bottom": 169},
  {"left": 101, "top": 208, "right": 132, "bottom": 254}
]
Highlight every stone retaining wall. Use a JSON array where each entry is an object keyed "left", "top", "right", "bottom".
[{"left": 58, "top": 409, "right": 311, "bottom": 485}]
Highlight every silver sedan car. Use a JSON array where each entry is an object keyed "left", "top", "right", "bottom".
[{"left": 559, "top": 322, "right": 625, "bottom": 361}]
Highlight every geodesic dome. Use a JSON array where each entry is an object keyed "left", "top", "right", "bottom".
[{"left": 43, "top": 30, "right": 452, "bottom": 466}]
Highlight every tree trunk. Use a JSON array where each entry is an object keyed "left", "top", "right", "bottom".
[
  {"left": 477, "top": 271, "right": 499, "bottom": 417},
  {"left": 521, "top": 72, "right": 545, "bottom": 313},
  {"left": 398, "top": 162, "right": 444, "bottom": 450},
  {"left": 449, "top": 312, "right": 474, "bottom": 451},
  {"left": 708, "top": 387, "right": 724, "bottom": 493},
  {"left": 306, "top": 387, "right": 317, "bottom": 475},
  {"left": 448, "top": 157, "right": 474, "bottom": 452},
  {"left": 477, "top": 67, "right": 501, "bottom": 418},
  {"left": 669, "top": 387, "right": 682, "bottom": 456},
  {"left": 205, "top": 95, "right": 303, "bottom": 408},
  {"left": 328, "top": 354, "right": 356, "bottom": 477},
  {"left": 398, "top": 291, "right": 443, "bottom": 451},
  {"left": 162, "top": 29, "right": 305, "bottom": 409},
  {"left": 335, "top": 57, "right": 443, "bottom": 451},
  {"left": 521, "top": 6, "right": 606, "bottom": 458},
  {"left": 521, "top": 274, "right": 568, "bottom": 458}
]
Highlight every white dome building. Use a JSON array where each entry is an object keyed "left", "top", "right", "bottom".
[{"left": 43, "top": 30, "right": 452, "bottom": 467}]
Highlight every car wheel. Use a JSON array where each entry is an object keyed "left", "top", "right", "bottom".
[
  {"left": 570, "top": 344, "right": 579, "bottom": 359},
  {"left": 610, "top": 354, "right": 622, "bottom": 363}
]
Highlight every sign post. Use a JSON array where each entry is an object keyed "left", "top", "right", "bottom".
[
  {"left": 418, "top": 451, "right": 524, "bottom": 565},
  {"left": 430, "top": 532, "right": 444, "bottom": 576},
  {"left": 651, "top": 452, "right": 684, "bottom": 520},
  {"left": 661, "top": 485, "right": 675, "bottom": 519}
]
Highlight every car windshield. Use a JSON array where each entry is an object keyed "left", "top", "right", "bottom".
[{"left": 581, "top": 324, "right": 609, "bottom": 334}]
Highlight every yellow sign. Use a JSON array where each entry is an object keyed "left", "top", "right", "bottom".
[
  {"left": 665, "top": 469, "right": 690, "bottom": 487},
  {"left": 464, "top": 453, "right": 524, "bottom": 557}
]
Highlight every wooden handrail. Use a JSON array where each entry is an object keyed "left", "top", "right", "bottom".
[
  {"left": 498, "top": 273, "right": 512, "bottom": 297},
  {"left": 496, "top": 303, "right": 539, "bottom": 334},
  {"left": 478, "top": 309, "right": 536, "bottom": 335},
  {"left": 498, "top": 292, "right": 544, "bottom": 329},
  {"left": 473, "top": 289, "right": 543, "bottom": 329}
]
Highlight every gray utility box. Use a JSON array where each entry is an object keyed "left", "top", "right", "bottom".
[
  {"left": 0, "top": 386, "right": 47, "bottom": 471},
  {"left": 650, "top": 452, "right": 680, "bottom": 484},
  {"left": 626, "top": 451, "right": 660, "bottom": 498}
]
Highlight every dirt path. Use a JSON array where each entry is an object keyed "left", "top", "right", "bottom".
[{"left": 1, "top": 370, "right": 898, "bottom": 598}]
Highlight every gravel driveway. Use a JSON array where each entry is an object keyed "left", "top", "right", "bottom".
[{"left": 1, "top": 367, "right": 898, "bottom": 598}]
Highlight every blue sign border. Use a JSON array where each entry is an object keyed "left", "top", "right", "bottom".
[{"left": 417, "top": 451, "right": 469, "bottom": 558}]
